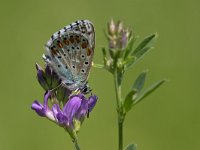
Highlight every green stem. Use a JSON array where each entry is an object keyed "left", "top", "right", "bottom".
[
  {"left": 114, "top": 72, "right": 121, "bottom": 109},
  {"left": 114, "top": 72, "right": 124, "bottom": 150},
  {"left": 72, "top": 139, "right": 81, "bottom": 150},
  {"left": 118, "top": 120, "right": 123, "bottom": 150}
]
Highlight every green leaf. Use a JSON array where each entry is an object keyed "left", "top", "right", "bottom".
[
  {"left": 132, "top": 71, "right": 147, "bottom": 93},
  {"left": 124, "top": 144, "right": 137, "bottom": 150},
  {"left": 123, "top": 71, "right": 147, "bottom": 113},
  {"left": 125, "top": 46, "right": 152, "bottom": 69},
  {"left": 123, "top": 36, "right": 138, "bottom": 59},
  {"left": 134, "top": 79, "right": 166, "bottom": 105},
  {"left": 134, "top": 46, "right": 152, "bottom": 59},
  {"left": 132, "top": 33, "right": 157, "bottom": 56},
  {"left": 124, "top": 90, "right": 137, "bottom": 113}
]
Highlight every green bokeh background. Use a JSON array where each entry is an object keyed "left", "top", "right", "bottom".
[{"left": 0, "top": 0, "right": 199, "bottom": 150}]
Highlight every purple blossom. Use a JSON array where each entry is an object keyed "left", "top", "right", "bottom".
[
  {"left": 31, "top": 91, "right": 55, "bottom": 122},
  {"left": 31, "top": 91, "right": 98, "bottom": 132},
  {"left": 52, "top": 94, "right": 97, "bottom": 129}
]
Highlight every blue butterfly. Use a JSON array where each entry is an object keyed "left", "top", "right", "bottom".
[{"left": 43, "top": 20, "right": 95, "bottom": 93}]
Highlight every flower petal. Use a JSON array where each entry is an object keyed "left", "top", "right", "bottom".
[
  {"left": 31, "top": 100, "right": 45, "bottom": 117},
  {"left": 88, "top": 95, "right": 98, "bottom": 112},
  {"left": 52, "top": 104, "right": 62, "bottom": 122},
  {"left": 75, "top": 98, "right": 88, "bottom": 121},
  {"left": 36, "top": 63, "right": 49, "bottom": 90},
  {"left": 52, "top": 104, "right": 62, "bottom": 116},
  {"left": 44, "top": 91, "right": 51, "bottom": 110},
  {"left": 45, "top": 65, "right": 52, "bottom": 76},
  {"left": 63, "top": 95, "right": 83, "bottom": 127},
  {"left": 31, "top": 91, "right": 51, "bottom": 117}
]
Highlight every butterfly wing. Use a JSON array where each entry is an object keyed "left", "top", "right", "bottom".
[{"left": 43, "top": 20, "right": 95, "bottom": 91}]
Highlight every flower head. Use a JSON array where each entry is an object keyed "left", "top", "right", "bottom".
[
  {"left": 102, "top": 19, "right": 133, "bottom": 75},
  {"left": 107, "top": 19, "right": 132, "bottom": 50},
  {"left": 31, "top": 91, "right": 98, "bottom": 139}
]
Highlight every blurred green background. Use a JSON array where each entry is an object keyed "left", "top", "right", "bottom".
[{"left": 0, "top": 0, "right": 199, "bottom": 149}]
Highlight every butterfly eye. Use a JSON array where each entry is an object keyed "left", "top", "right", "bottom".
[{"left": 82, "top": 87, "right": 87, "bottom": 93}]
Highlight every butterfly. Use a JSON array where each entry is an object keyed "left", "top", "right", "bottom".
[{"left": 43, "top": 20, "right": 95, "bottom": 94}]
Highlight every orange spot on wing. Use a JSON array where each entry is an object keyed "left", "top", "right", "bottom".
[
  {"left": 50, "top": 47, "right": 60, "bottom": 57},
  {"left": 63, "top": 40, "right": 69, "bottom": 45},
  {"left": 69, "top": 37, "right": 74, "bottom": 43},
  {"left": 51, "top": 49, "right": 57, "bottom": 56},
  {"left": 57, "top": 43, "right": 63, "bottom": 48},
  {"left": 81, "top": 43, "right": 87, "bottom": 49},
  {"left": 86, "top": 48, "right": 92, "bottom": 56},
  {"left": 75, "top": 36, "right": 81, "bottom": 43}
]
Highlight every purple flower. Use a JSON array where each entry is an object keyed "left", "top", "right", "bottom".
[
  {"left": 52, "top": 94, "right": 97, "bottom": 130},
  {"left": 31, "top": 91, "right": 98, "bottom": 137},
  {"left": 31, "top": 91, "right": 55, "bottom": 122}
]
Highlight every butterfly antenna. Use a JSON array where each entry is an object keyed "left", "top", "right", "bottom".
[{"left": 49, "top": 82, "right": 63, "bottom": 92}]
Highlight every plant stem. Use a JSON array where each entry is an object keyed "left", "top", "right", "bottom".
[
  {"left": 118, "top": 120, "right": 123, "bottom": 150},
  {"left": 114, "top": 72, "right": 121, "bottom": 109},
  {"left": 114, "top": 72, "right": 124, "bottom": 150},
  {"left": 72, "top": 139, "right": 81, "bottom": 150}
]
